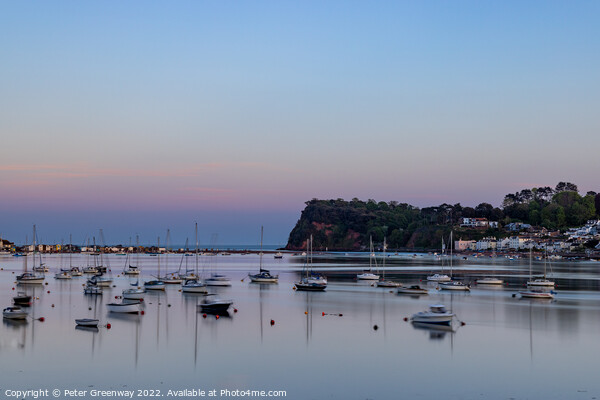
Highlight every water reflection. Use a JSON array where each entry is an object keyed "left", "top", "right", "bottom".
[{"left": 2, "top": 254, "right": 600, "bottom": 399}]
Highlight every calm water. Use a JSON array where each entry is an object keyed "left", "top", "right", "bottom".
[{"left": 1, "top": 253, "right": 600, "bottom": 400}]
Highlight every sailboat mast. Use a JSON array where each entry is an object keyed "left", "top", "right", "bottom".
[
  {"left": 157, "top": 236, "right": 161, "bottom": 278},
  {"left": 449, "top": 231, "right": 453, "bottom": 278},
  {"left": 195, "top": 223, "right": 199, "bottom": 276},
  {"left": 259, "top": 226, "right": 264, "bottom": 271}
]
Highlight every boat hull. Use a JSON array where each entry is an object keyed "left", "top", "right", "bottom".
[
  {"left": 357, "top": 273, "right": 379, "bottom": 280},
  {"left": 107, "top": 302, "right": 141, "bottom": 313},
  {"left": 427, "top": 274, "right": 451, "bottom": 282},
  {"left": 75, "top": 318, "right": 99, "bottom": 327},
  {"left": 122, "top": 289, "right": 145, "bottom": 300},
  {"left": 295, "top": 282, "right": 327, "bottom": 291},
  {"left": 520, "top": 291, "right": 554, "bottom": 299},
  {"left": 397, "top": 286, "right": 428, "bottom": 295},
  {"left": 3, "top": 307, "right": 28, "bottom": 320},
  {"left": 182, "top": 284, "right": 208, "bottom": 293}
]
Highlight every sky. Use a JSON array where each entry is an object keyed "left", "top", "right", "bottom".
[{"left": 1, "top": 1, "right": 599, "bottom": 246}]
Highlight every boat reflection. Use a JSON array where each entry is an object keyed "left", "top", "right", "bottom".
[
  {"left": 75, "top": 325, "right": 99, "bottom": 333},
  {"left": 411, "top": 321, "right": 455, "bottom": 340}
]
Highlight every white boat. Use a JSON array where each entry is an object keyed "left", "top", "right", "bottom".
[
  {"left": 54, "top": 271, "right": 72, "bottom": 279},
  {"left": 249, "top": 227, "right": 279, "bottom": 283},
  {"left": 295, "top": 235, "right": 327, "bottom": 291},
  {"left": 274, "top": 252, "right": 283, "bottom": 259},
  {"left": 527, "top": 278, "right": 555, "bottom": 287},
  {"left": 357, "top": 236, "right": 380, "bottom": 280},
  {"left": 83, "top": 266, "right": 98, "bottom": 274},
  {"left": 357, "top": 272, "right": 380, "bottom": 280},
  {"left": 33, "top": 265, "right": 49, "bottom": 273},
  {"left": 75, "top": 318, "right": 99, "bottom": 327},
  {"left": 124, "top": 266, "right": 140, "bottom": 275},
  {"left": 69, "top": 267, "right": 83, "bottom": 277},
  {"left": 182, "top": 279, "right": 208, "bottom": 293},
  {"left": 305, "top": 273, "right": 327, "bottom": 285},
  {"left": 397, "top": 285, "right": 428, "bottom": 295},
  {"left": 520, "top": 290, "right": 554, "bottom": 299},
  {"left": 476, "top": 277, "right": 504, "bottom": 285},
  {"left": 3, "top": 306, "right": 29, "bottom": 320},
  {"left": 107, "top": 301, "right": 141, "bottom": 313},
  {"left": 122, "top": 283, "right": 146, "bottom": 299},
  {"left": 16, "top": 272, "right": 45, "bottom": 284},
  {"left": 427, "top": 273, "right": 451, "bottom": 282},
  {"left": 439, "top": 281, "right": 470, "bottom": 291},
  {"left": 161, "top": 273, "right": 184, "bottom": 284},
  {"left": 411, "top": 304, "right": 455, "bottom": 325}
]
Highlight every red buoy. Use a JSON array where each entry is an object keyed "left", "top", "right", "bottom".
[
  {"left": 322, "top": 312, "right": 325, "bottom": 316},
  {"left": 216, "top": 315, "right": 220, "bottom": 319},
  {"left": 51, "top": 304, "right": 55, "bottom": 307},
  {"left": 47, "top": 290, "right": 50, "bottom": 294},
  {"left": 12, "top": 287, "right": 15, "bottom": 291},
  {"left": 339, "top": 314, "right": 343, "bottom": 317},
  {"left": 270, "top": 319, "right": 275, "bottom": 326},
  {"left": 106, "top": 323, "right": 111, "bottom": 329},
  {"left": 115, "top": 296, "right": 119, "bottom": 299},
  {"left": 140, "top": 310, "right": 145, "bottom": 315},
  {"left": 38, "top": 317, "right": 45, "bottom": 322},
  {"left": 403, "top": 317, "right": 408, "bottom": 321},
  {"left": 203, "top": 314, "right": 207, "bottom": 318},
  {"left": 233, "top": 308, "right": 238, "bottom": 313}
]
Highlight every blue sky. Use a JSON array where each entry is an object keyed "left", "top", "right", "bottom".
[{"left": 1, "top": 1, "right": 599, "bottom": 245}]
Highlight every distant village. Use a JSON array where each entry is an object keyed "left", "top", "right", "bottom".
[
  {"left": 454, "top": 217, "right": 600, "bottom": 257},
  {"left": 0, "top": 240, "right": 256, "bottom": 255}
]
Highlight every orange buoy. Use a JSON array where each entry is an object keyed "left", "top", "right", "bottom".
[
  {"left": 216, "top": 315, "right": 220, "bottom": 319},
  {"left": 304, "top": 311, "right": 308, "bottom": 315}
]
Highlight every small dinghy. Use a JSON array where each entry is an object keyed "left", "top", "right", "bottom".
[
  {"left": 107, "top": 300, "right": 141, "bottom": 314},
  {"left": 75, "top": 318, "right": 99, "bottom": 327},
  {"left": 197, "top": 295, "right": 233, "bottom": 314},
  {"left": 397, "top": 285, "right": 428, "bottom": 295},
  {"left": 3, "top": 306, "right": 29, "bottom": 320}
]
